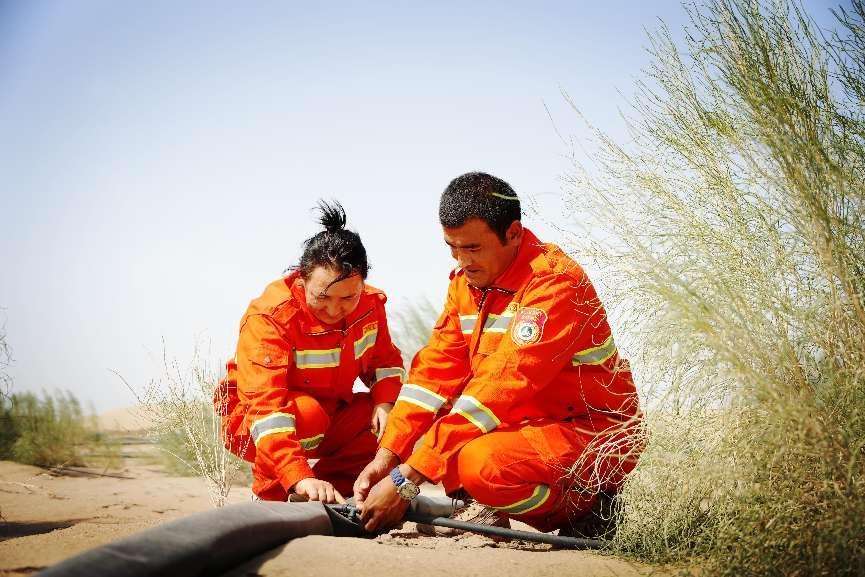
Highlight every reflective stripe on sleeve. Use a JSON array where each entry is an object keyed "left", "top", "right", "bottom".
[
  {"left": 396, "top": 384, "right": 447, "bottom": 413},
  {"left": 295, "top": 348, "right": 341, "bottom": 369},
  {"left": 459, "top": 315, "right": 478, "bottom": 334},
  {"left": 571, "top": 335, "right": 617, "bottom": 366},
  {"left": 450, "top": 395, "right": 501, "bottom": 433},
  {"left": 493, "top": 484, "right": 551, "bottom": 515},
  {"left": 250, "top": 412, "right": 296, "bottom": 446},
  {"left": 374, "top": 367, "right": 406, "bottom": 384},
  {"left": 300, "top": 433, "right": 325, "bottom": 451}
]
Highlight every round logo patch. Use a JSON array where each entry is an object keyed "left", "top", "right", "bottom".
[{"left": 511, "top": 307, "right": 547, "bottom": 346}]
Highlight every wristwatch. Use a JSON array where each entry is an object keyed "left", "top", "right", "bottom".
[{"left": 390, "top": 467, "right": 420, "bottom": 501}]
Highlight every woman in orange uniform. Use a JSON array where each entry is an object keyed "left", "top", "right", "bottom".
[{"left": 217, "top": 201, "right": 405, "bottom": 503}]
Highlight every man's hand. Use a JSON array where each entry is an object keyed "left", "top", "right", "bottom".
[
  {"left": 370, "top": 402, "right": 393, "bottom": 440},
  {"left": 358, "top": 472, "right": 410, "bottom": 533},
  {"left": 353, "top": 447, "right": 399, "bottom": 506},
  {"left": 293, "top": 478, "right": 345, "bottom": 504}
]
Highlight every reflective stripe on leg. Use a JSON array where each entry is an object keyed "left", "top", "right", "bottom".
[
  {"left": 300, "top": 433, "right": 325, "bottom": 451},
  {"left": 492, "top": 484, "right": 552, "bottom": 515}
]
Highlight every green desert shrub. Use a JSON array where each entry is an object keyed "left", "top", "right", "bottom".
[
  {"left": 564, "top": 0, "right": 865, "bottom": 575},
  {"left": 0, "top": 391, "right": 95, "bottom": 467}
]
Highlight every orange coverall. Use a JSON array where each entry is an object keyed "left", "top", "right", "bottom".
[
  {"left": 217, "top": 272, "right": 405, "bottom": 499},
  {"left": 379, "top": 229, "right": 642, "bottom": 531}
]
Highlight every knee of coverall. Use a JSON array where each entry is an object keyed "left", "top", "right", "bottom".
[
  {"left": 288, "top": 392, "right": 331, "bottom": 448},
  {"left": 455, "top": 435, "right": 504, "bottom": 503}
]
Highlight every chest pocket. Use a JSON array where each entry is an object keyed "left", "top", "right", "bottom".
[
  {"left": 477, "top": 330, "right": 504, "bottom": 356},
  {"left": 291, "top": 345, "right": 341, "bottom": 394},
  {"left": 476, "top": 309, "right": 515, "bottom": 354}
]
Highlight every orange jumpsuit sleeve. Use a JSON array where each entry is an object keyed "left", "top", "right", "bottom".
[
  {"left": 379, "top": 283, "right": 470, "bottom": 461},
  {"left": 406, "top": 272, "right": 612, "bottom": 482},
  {"left": 236, "top": 314, "right": 315, "bottom": 491},
  {"left": 360, "top": 302, "right": 406, "bottom": 406}
]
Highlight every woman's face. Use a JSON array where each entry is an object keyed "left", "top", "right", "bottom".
[{"left": 299, "top": 266, "right": 364, "bottom": 325}]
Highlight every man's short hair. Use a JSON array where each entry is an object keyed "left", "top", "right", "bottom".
[{"left": 439, "top": 172, "right": 522, "bottom": 243}]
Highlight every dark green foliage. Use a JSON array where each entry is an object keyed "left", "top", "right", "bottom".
[{"left": 0, "top": 391, "right": 95, "bottom": 467}]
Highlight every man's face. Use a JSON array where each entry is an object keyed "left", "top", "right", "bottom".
[
  {"left": 300, "top": 266, "right": 364, "bottom": 325},
  {"left": 443, "top": 218, "right": 522, "bottom": 288}
]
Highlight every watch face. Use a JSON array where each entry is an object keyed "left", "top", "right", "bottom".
[{"left": 398, "top": 481, "right": 420, "bottom": 500}]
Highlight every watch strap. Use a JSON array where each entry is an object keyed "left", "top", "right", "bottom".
[{"left": 390, "top": 467, "right": 407, "bottom": 488}]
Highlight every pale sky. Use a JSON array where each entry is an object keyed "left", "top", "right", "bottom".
[{"left": 0, "top": 1, "right": 844, "bottom": 411}]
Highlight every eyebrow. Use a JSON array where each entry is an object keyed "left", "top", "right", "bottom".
[
  {"left": 317, "top": 291, "right": 358, "bottom": 299},
  {"left": 445, "top": 240, "right": 481, "bottom": 249}
]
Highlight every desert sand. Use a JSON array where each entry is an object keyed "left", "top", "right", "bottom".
[{"left": 0, "top": 432, "right": 659, "bottom": 577}]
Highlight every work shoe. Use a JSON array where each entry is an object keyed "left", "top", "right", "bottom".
[{"left": 416, "top": 500, "right": 510, "bottom": 537}]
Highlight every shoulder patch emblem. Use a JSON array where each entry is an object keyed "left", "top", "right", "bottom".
[{"left": 511, "top": 307, "right": 547, "bottom": 346}]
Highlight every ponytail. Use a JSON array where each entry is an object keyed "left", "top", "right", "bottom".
[
  {"left": 295, "top": 200, "right": 369, "bottom": 286},
  {"left": 317, "top": 200, "right": 347, "bottom": 234}
]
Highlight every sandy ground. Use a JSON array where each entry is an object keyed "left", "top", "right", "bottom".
[{"left": 0, "top": 432, "right": 660, "bottom": 577}]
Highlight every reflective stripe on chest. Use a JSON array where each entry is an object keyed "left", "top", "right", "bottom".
[
  {"left": 460, "top": 298, "right": 518, "bottom": 353},
  {"left": 293, "top": 319, "right": 379, "bottom": 370},
  {"left": 295, "top": 348, "right": 341, "bottom": 369}
]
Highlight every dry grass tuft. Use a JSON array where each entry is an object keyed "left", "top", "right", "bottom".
[
  {"left": 390, "top": 298, "right": 440, "bottom": 367},
  {"left": 122, "top": 345, "right": 250, "bottom": 507},
  {"left": 0, "top": 318, "right": 12, "bottom": 399}
]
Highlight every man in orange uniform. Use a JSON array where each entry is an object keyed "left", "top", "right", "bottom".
[
  {"left": 356, "top": 172, "right": 642, "bottom": 533},
  {"left": 218, "top": 203, "right": 406, "bottom": 502}
]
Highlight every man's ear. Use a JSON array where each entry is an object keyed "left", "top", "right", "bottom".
[{"left": 505, "top": 221, "right": 523, "bottom": 246}]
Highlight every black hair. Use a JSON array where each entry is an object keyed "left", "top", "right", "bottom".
[
  {"left": 296, "top": 200, "right": 368, "bottom": 286},
  {"left": 439, "top": 172, "right": 522, "bottom": 243}
]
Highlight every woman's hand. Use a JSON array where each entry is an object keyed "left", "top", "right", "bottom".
[
  {"left": 293, "top": 478, "right": 345, "bottom": 504},
  {"left": 370, "top": 402, "right": 393, "bottom": 440}
]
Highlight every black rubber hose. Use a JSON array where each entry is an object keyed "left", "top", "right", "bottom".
[
  {"left": 329, "top": 500, "right": 606, "bottom": 549},
  {"left": 405, "top": 513, "right": 606, "bottom": 550},
  {"left": 35, "top": 501, "right": 334, "bottom": 577}
]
